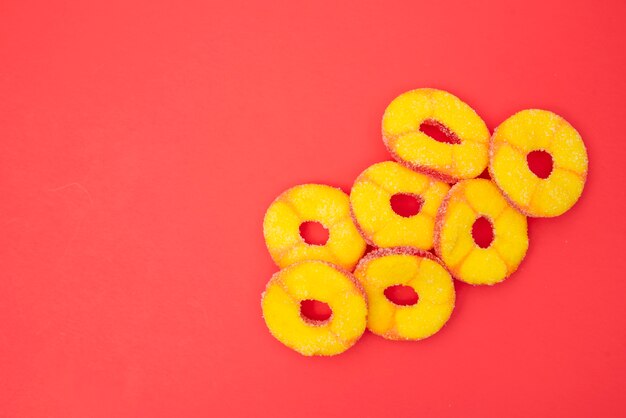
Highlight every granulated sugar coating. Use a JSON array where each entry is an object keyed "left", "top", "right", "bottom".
[
  {"left": 489, "top": 109, "right": 588, "bottom": 218},
  {"left": 263, "top": 184, "right": 366, "bottom": 271},
  {"left": 434, "top": 179, "right": 529, "bottom": 285},
  {"left": 350, "top": 161, "right": 449, "bottom": 250},
  {"left": 382, "top": 88, "right": 490, "bottom": 182},
  {"left": 353, "top": 247, "right": 455, "bottom": 341},
  {"left": 261, "top": 89, "right": 589, "bottom": 356},
  {"left": 261, "top": 260, "right": 367, "bottom": 356}
]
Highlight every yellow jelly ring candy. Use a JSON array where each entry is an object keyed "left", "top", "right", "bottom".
[
  {"left": 263, "top": 184, "right": 367, "bottom": 270},
  {"left": 350, "top": 161, "right": 450, "bottom": 250},
  {"left": 382, "top": 88, "right": 490, "bottom": 182},
  {"left": 434, "top": 179, "right": 528, "bottom": 285},
  {"left": 353, "top": 247, "right": 455, "bottom": 341},
  {"left": 489, "top": 109, "right": 588, "bottom": 217},
  {"left": 261, "top": 260, "right": 368, "bottom": 356}
]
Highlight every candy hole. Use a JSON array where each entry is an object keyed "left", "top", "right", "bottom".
[
  {"left": 420, "top": 120, "right": 461, "bottom": 144},
  {"left": 300, "top": 299, "right": 332, "bottom": 323},
  {"left": 384, "top": 285, "right": 419, "bottom": 306},
  {"left": 299, "top": 221, "right": 329, "bottom": 245},
  {"left": 526, "top": 150, "right": 554, "bottom": 179},
  {"left": 472, "top": 216, "right": 494, "bottom": 248},
  {"left": 390, "top": 193, "right": 423, "bottom": 217}
]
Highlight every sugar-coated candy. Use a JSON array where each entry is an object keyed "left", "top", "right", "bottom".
[
  {"left": 434, "top": 179, "right": 528, "bottom": 285},
  {"left": 353, "top": 247, "right": 455, "bottom": 341},
  {"left": 489, "top": 109, "right": 588, "bottom": 217},
  {"left": 350, "top": 161, "right": 449, "bottom": 250},
  {"left": 382, "top": 88, "right": 490, "bottom": 182},
  {"left": 261, "top": 260, "right": 368, "bottom": 356},
  {"left": 263, "top": 184, "right": 367, "bottom": 270}
]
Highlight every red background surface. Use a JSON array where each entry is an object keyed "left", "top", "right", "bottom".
[{"left": 1, "top": 1, "right": 625, "bottom": 417}]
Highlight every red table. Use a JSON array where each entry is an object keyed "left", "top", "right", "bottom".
[{"left": 1, "top": 1, "right": 625, "bottom": 416}]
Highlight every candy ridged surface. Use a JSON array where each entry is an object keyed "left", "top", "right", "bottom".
[
  {"left": 382, "top": 88, "right": 490, "bottom": 181},
  {"left": 350, "top": 161, "right": 449, "bottom": 250},
  {"left": 353, "top": 247, "right": 455, "bottom": 341},
  {"left": 263, "top": 184, "right": 367, "bottom": 270},
  {"left": 261, "top": 260, "right": 368, "bottom": 356},
  {"left": 489, "top": 109, "right": 588, "bottom": 217},
  {"left": 434, "top": 179, "right": 528, "bottom": 285}
]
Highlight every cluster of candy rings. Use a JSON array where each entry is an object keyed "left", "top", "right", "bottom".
[{"left": 262, "top": 88, "right": 588, "bottom": 356}]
